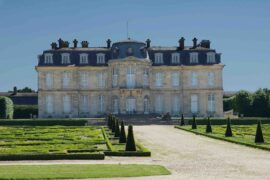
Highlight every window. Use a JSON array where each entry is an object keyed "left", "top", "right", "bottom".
[
  {"left": 112, "top": 68, "right": 118, "bottom": 87},
  {"left": 191, "top": 72, "right": 198, "bottom": 86},
  {"left": 112, "top": 96, "right": 119, "bottom": 114},
  {"left": 44, "top": 53, "right": 53, "bottom": 64},
  {"left": 190, "top": 53, "right": 198, "bottom": 64},
  {"left": 207, "top": 52, "right": 215, "bottom": 63},
  {"left": 208, "top": 72, "right": 215, "bottom": 87},
  {"left": 80, "top": 53, "right": 88, "bottom": 64},
  {"left": 143, "top": 68, "right": 149, "bottom": 87},
  {"left": 80, "top": 95, "right": 89, "bottom": 113},
  {"left": 97, "top": 53, "right": 105, "bottom": 64},
  {"left": 155, "top": 53, "right": 163, "bottom": 64},
  {"left": 98, "top": 95, "right": 105, "bottom": 113},
  {"left": 80, "top": 72, "right": 89, "bottom": 89},
  {"left": 63, "top": 95, "right": 71, "bottom": 113},
  {"left": 61, "top": 53, "right": 70, "bottom": 64},
  {"left": 208, "top": 94, "right": 215, "bottom": 112},
  {"left": 45, "top": 95, "right": 53, "bottom": 113},
  {"left": 171, "top": 72, "right": 180, "bottom": 87},
  {"left": 155, "top": 72, "right": 163, "bottom": 87},
  {"left": 126, "top": 66, "right": 135, "bottom": 88},
  {"left": 144, "top": 96, "right": 149, "bottom": 114},
  {"left": 45, "top": 73, "right": 53, "bottom": 89},
  {"left": 97, "top": 72, "right": 105, "bottom": 88},
  {"left": 191, "top": 95, "right": 198, "bottom": 113},
  {"left": 172, "top": 95, "right": 180, "bottom": 115},
  {"left": 171, "top": 53, "right": 180, "bottom": 64},
  {"left": 155, "top": 95, "right": 163, "bottom": 113},
  {"left": 62, "top": 72, "right": 71, "bottom": 88}
]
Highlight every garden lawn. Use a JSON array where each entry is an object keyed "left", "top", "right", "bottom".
[
  {"left": 175, "top": 124, "right": 270, "bottom": 151},
  {"left": 0, "top": 164, "right": 170, "bottom": 179}
]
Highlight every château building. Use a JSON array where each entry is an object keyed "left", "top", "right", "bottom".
[{"left": 36, "top": 37, "right": 224, "bottom": 118}]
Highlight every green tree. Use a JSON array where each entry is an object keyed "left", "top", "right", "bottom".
[
  {"left": 119, "top": 121, "right": 127, "bottom": 143},
  {"left": 235, "top": 90, "right": 252, "bottom": 117},
  {"left": 252, "top": 89, "right": 269, "bottom": 117},
  {"left": 0, "top": 96, "right": 14, "bottom": 119},
  {"left": 206, "top": 117, "right": 212, "bottom": 133},
  {"left": 125, "top": 125, "right": 136, "bottom": 151},
  {"left": 255, "top": 120, "right": 264, "bottom": 143},
  {"left": 225, "top": 118, "right": 233, "bottom": 137},
  {"left": 191, "top": 115, "right": 197, "bottom": 129}
]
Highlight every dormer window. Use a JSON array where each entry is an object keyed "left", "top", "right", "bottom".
[
  {"left": 155, "top": 53, "right": 163, "bottom": 64},
  {"left": 171, "top": 53, "right": 180, "bottom": 64},
  {"left": 61, "top": 53, "right": 70, "bottom": 64},
  {"left": 80, "top": 53, "right": 88, "bottom": 64},
  {"left": 207, "top": 52, "right": 215, "bottom": 63},
  {"left": 190, "top": 52, "right": 198, "bottom": 64},
  {"left": 44, "top": 53, "right": 53, "bottom": 64},
  {"left": 97, "top": 53, "right": 105, "bottom": 64}
]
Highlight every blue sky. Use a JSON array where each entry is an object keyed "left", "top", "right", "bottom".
[{"left": 0, "top": 0, "right": 269, "bottom": 92}]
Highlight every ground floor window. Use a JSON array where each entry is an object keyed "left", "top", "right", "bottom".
[
  {"left": 155, "top": 95, "right": 163, "bottom": 113},
  {"left": 126, "top": 96, "right": 136, "bottom": 114},
  {"left": 45, "top": 95, "right": 53, "bottom": 113},
  {"left": 191, "top": 95, "right": 198, "bottom": 113},
  {"left": 208, "top": 94, "right": 215, "bottom": 112},
  {"left": 80, "top": 95, "right": 89, "bottom": 113},
  {"left": 98, "top": 95, "right": 105, "bottom": 113},
  {"left": 172, "top": 95, "right": 180, "bottom": 115},
  {"left": 63, "top": 95, "right": 71, "bottom": 113},
  {"left": 144, "top": 96, "right": 149, "bottom": 114},
  {"left": 112, "top": 96, "right": 119, "bottom": 114}
]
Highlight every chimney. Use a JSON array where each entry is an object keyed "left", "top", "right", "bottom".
[
  {"left": 58, "top": 38, "right": 64, "bottom": 48},
  {"left": 62, "top": 41, "right": 69, "bottom": 48},
  {"left": 73, "top": 39, "right": 78, "bottom": 48},
  {"left": 51, "top": 42, "right": 57, "bottom": 49},
  {"left": 13, "top": 86, "right": 17, "bottom": 95},
  {"left": 192, "top": 37, "right": 198, "bottom": 48},
  {"left": 146, "top": 39, "right": 151, "bottom": 48},
  {"left": 200, "top": 40, "right": 211, "bottom": 49},
  {"left": 178, "top": 37, "right": 185, "bottom": 50},
  {"left": 107, "top": 39, "right": 111, "bottom": 48},
  {"left": 81, "top": 41, "right": 89, "bottom": 48}
]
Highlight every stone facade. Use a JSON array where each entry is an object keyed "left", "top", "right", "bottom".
[{"left": 36, "top": 38, "right": 224, "bottom": 118}]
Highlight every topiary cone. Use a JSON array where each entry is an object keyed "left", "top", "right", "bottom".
[
  {"left": 192, "top": 115, "right": 197, "bottom": 129},
  {"left": 206, "top": 117, "right": 212, "bottom": 133},
  {"left": 119, "top": 120, "right": 127, "bottom": 143},
  {"left": 107, "top": 114, "right": 112, "bottom": 129},
  {"left": 125, "top": 125, "right": 136, "bottom": 151},
  {"left": 114, "top": 119, "right": 120, "bottom": 137},
  {"left": 255, "top": 120, "right": 264, "bottom": 143},
  {"left": 180, "top": 114, "right": 185, "bottom": 126},
  {"left": 225, "top": 117, "right": 233, "bottom": 137},
  {"left": 111, "top": 117, "right": 116, "bottom": 133}
]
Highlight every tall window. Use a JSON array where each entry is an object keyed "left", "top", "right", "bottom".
[
  {"left": 63, "top": 95, "right": 71, "bottom": 113},
  {"left": 144, "top": 96, "right": 149, "bottom": 114},
  {"left": 171, "top": 53, "right": 180, "bottom": 64},
  {"left": 98, "top": 95, "right": 104, "bottom": 113},
  {"left": 171, "top": 72, "right": 180, "bottom": 87},
  {"left": 190, "top": 53, "right": 198, "bottom": 64},
  {"left": 97, "top": 53, "right": 105, "bottom": 64},
  {"left": 143, "top": 68, "right": 149, "bottom": 87},
  {"left": 80, "top": 72, "right": 89, "bottom": 89},
  {"left": 62, "top": 72, "right": 71, "bottom": 88},
  {"left": 208, "top": 72, "right": 215, "bottom": 87},
  {"left": 97, "top": 72, "right": 105, "bottom": 88},
  {"left": 172, "top": 95, "right": 180, "bottom": 115},
  {"left": 112, "top": 96, "right": 119, "bottom": 114},
  {"left": 154, "top": 53, "right": 163, "bottom": 64},
  {"left": 155, "top": 95, "right": 163, "bottom": 113},
  {"left": 207, "top": 52, "right": 215, "bottom": 63},
  {"left": 45, "top": 73, "right": 53, "bottom": 89},
  {"left": 61, "top": 53, "right": 70, "bottom": 64},
  {"left": 126, "top": 66, "right": 135, "bottom": 88},
  {"left": 191, "top": 95, "right": 198, "bottom": 113},
  {"left": 80, "top": 95, "right": 89, "bottom": 113},
  {"left": 45, "top": 95, "right": 53, "bottom": 113},
  {"left": 191, "top": 72, "right": 198, "bottom": 86},
  {"left": 80, "top": 53, "right": 88, "bottom": 64},
  {"left": 44, "top": 53, "right": 53, "bottom": 64},
  {"left": 112, "top": 68, "right": 118, "bottom": 87},
  {"left": 208, "top": 94, "right": 215, "bottom": 112},
  {"left": 155, "top": 72, "right": 163, "bottom": 87}
]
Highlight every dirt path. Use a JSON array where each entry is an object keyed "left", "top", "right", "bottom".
[{"left": 1, "top": 125, "right": 270, "bottom": 179}]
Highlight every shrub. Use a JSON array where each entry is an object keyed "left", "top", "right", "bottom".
[
  {"left": 206, "top": 117, "right": 212, "bottom": 133},
  {"left": 0, "top": 96, "right": 14, "bottom": 119},
  {"left": 225, "top": 118, "right": 233, "bottom": 137},
  {"left": 125, "top": 125, "right": 136, "bottom": 151},
  {"left": 180, "top": 114, "right": 185, "bottom": 126},
  {"left": 255, "top": 120, "right": 264, "bottom": 143},
  {"left": 162, "top": 112, "right": 171, "bottom": 121},
  {"left": 191, "top": 115, "right": 197, "bottom": 129},
  {"left": 13, "top": 105, "right": 38, "bottom": 119},
  {"left": 114, "top": 119, "right": 120, "bottom": 137},
  {"left": 0, "top": 120, "right": 87, "bottom": 126},
  {"left": 119, "top": 121, "right": 127, "bottom": 143}
]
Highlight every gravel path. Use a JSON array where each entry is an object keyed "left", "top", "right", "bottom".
[{"left": 1, "top": 125, "right": 270, "bottom": 180}]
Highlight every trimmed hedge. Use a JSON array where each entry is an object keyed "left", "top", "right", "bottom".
[
  {"left": 0, "top": 153, "right": 104, "bottom": 161},
  {"left": 0, "top": 96, "right": 14, "bottom": 119},
  {"left": 0, "top": 119, "right": 87, "bottom": 126},
  {"left": 104, "top": 151, "right": 151, "bottom": 157},
  {"left": 185, "top": 119, "right": 270, "bottom": 125},
  {"left": 13, "top": 105, "right": 38, "bottom": 119}
]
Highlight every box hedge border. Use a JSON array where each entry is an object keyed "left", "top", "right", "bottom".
[{"left": 0, "top": 119, "right": 87, "bottom": 126}]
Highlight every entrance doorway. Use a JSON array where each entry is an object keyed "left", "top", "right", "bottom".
[{"left": 126, "top": 96, "right": 136, "bottom": 114}]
